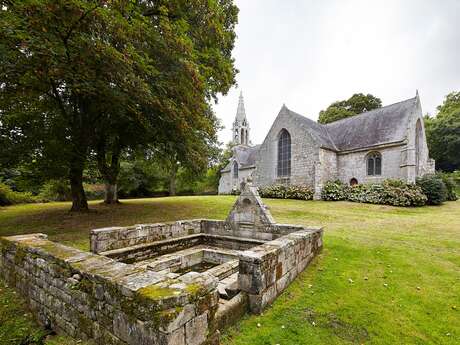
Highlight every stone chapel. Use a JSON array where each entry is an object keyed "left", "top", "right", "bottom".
[{"left": 218, "top": 91, "right": 435, "bottom": 198}]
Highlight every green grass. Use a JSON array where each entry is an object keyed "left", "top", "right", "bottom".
[{"left": 0, "top": 196, "right": 459, "bottom": 344}]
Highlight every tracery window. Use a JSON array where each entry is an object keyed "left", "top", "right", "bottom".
[
  {"left": 233, "top": 161, "right": 238, "bottom": 178},
  {"left": 367, "top": 152, "right": 382, "bottom": 176},
  {"left": 277, "top": 129, "right": 291, "bottom": 177}
]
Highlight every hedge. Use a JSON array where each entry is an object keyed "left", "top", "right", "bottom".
[
  {"left": 321, "top": 179, "right": 427, "bottom": 207},
  {"left": 416, "top": 174, "right": 447, "bottom": 205},
  {"left": 0, "top": 183, "right": 38, "bottom": 206},
  {"left": 258, "top": 184, "right": 314, "bottom": 200},
  {"left": 438, "top": 173, "right": 458, "bottom": 201}
]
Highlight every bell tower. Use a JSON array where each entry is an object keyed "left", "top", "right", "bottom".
[{"left": 232, "top": 91, "right": 250, "bottom": 146}]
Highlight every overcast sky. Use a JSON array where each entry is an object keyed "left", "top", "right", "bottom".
[{"left": 213, "top": 0, "right": 460, "bottom": 145}]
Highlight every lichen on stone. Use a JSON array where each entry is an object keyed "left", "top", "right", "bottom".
[{"left": 137, "top": 284, "right": 182, "bottom": 300}]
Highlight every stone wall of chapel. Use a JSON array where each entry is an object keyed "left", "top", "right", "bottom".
[
  {"left": 403, "top": 97, "right": 433, "bottom": 181},
  {"left": 337, "top": 145, "right": 405, "bottom": 185},
  {"left": 314, "top": 149, "right": 338, "bottom": 197},
  {"left": 218, "top": 167, "right": 255, "bottom": 194},
  {"left": 253, "top": 109, "right": 320, "bottom": 188}
]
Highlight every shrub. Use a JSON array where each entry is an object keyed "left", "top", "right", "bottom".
[
  {"left": 347, "top": 183, "right": 385, "bottom": 204},
  {"left": 258, "top": 184, "right": 313, "bottom": 200},
  {"left": 38, "top": 179, "right": 71, "bottom": 201},
  {"left": 321, "top": 180, "right": 348, "bottom": 201},
  {"left": 322, "top": 179, "right": 427, "bottom": 207},
  {"left": 39, "top": 180, "right": 107, "bottom": 202},
  {"left": 0, "top": 183, "right": 37, "bottom": 206},
  {"left": 380, "top": 179, "right": 427, "bottom": 207},
  {"left": 416, "top": 174, "right": 447, "bottom": 205},
  {"left": 84, "top": 183, "right": 106, "bottom": 200},
  {"left": 438, "top": 173, "right": 458, "bottom": 201},
  {"left": 258, "top": 184, "right": 287, "bottom": 199},
  {"left": 452, "top": 171, "right": 460, "bottom": 196},
  {"left": 230, "top": 188, "right": 241, "bottom": 195},
  {"left": 285, "top": 185, "right": 314, "bottom": 200}
]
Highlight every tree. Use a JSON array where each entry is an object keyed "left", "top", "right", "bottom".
[
  {"left": 318, "top": 107, "right": 354, "bottom": 124},
  {"left": 318, "top": 93, "right": 382, "bottom": 124},
  {"left": 0, "top": 0, "right": 238, "bottom": 210},
  {"left": 437, "top": 91, "right": 460, "bottom": 115},
  {"left": 425, "top": 92, "right": 460, "bottom": 172},
  {"left": 92, "top": 0, "right": 237, "bottom": 204}
]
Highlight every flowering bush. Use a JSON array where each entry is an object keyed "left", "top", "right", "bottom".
[
  {"left": 258, "top": 184, "right": 314, "bottom": 200},
  {"left": 321, "top": 180, "right": 348, "bottom": 201},
  {"left": 322, "top": 179, "right": 427, "bottom": 207},
  {"left": 380, "top": 179, "right": 427, "bottom": 207}
]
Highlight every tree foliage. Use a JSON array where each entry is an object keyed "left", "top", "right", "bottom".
[
  {"left": 424, "top": 91, "right": 460, "bottom": 172},
  {"left": 0, "top": 0, "right": 238, "bottom": 210},
  {"left": 318, "top": 93, "right": 382, "bottom": 124}
]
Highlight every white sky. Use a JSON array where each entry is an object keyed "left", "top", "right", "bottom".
[{"left": 213, "top": 0, "right": 460, "bottom": 145}]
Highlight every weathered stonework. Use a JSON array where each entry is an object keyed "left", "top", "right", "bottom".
[
  {"left": 219, "top": 92, "right": 435, "bottom": 196},
  {"left": 0, "top": 182, "right": 323, "bottom": 343},
  {"left": 0, "top": 234, "right": 219, "bottom": 345}
]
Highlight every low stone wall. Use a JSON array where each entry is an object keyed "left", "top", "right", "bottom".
[
  {"left": 90, "top": 219, "right": 203, "bottom": 254},
  {"left": 101, "top": 234, "right": 204, "bottom": 263},
  {"left": 202, "top": 234, "right": 265, "bottom": 251},
  {"left": 0, "top": 234, "right": 220, "bottom": 345},
  {"left": 238, "top": 227, "right": 323, "bottom": 314},
  {"left": 202, "top": 220, "right": 309, "bottom": 242},
  {"left": 91, "top": 220, "right": 301, "bottom": 256},
  {"left": 98, "top": 234, "right": 264, "bottom": 264}
]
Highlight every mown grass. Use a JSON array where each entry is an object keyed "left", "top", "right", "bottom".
[{"left": 0, "top": 196, "right": 459, "bottom": 345}]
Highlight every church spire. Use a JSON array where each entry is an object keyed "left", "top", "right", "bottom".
[
  {"left": 232, "top": 90, "right": 251, "bottom": 146},
  {"left": 236, "top": 90, "right": 247, "bottom": 122}
]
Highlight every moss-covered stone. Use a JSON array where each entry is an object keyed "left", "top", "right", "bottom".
[{"left": 138, "top": 284, "right": 182, "bottom": 300}]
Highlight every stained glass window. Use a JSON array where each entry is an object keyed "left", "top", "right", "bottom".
[
  {"left": 367, "top": 152, "right": 382, "bottom": 176},
  {"left": 233, "top": 161, "right": 238, "bottom": 178},
  {"left": 277, "top": 129, "right": 291, "bottom": 177}
]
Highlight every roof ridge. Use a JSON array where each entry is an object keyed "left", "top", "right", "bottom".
[
  {"left": 325, "top": 96, "right": 417, "bottom": 126},
  {"left": 286, "top": 108, "right": 338, "bottom": 150}
]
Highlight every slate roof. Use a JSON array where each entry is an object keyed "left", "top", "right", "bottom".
[
  {"left": 286, "top": 107, "right": 337, "bottom": 150},
  {"left": 221, "top": 144, "right": 260, "bottom": 172},
  {"left": 222, "top": 96, "right": 417, "bottom": 174},
  {"left": 288, "top": 96, "right": 416, "bottom": 152}
]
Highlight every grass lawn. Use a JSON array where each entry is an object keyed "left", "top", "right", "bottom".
[{"left": 0, "top": 196, "right": 459, "bottom": 345}]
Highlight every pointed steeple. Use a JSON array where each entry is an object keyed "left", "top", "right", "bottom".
[
  {"left": 232, "top": 90, "right": 251, "bottom": 146},
  {"left": 236, "top": 90, "right": 247, "bottom": 122}
]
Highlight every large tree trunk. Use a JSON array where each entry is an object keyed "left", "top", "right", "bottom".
[
  {"left": 69, "top": 164, "right": 88, "bottom": 212},
  {"left": 96, "top": 137, "right": 121, "bottom": 204},
  {"left": 169, "top": 168, "right": 176, "bottom": 196},
  {"left": 104, "top": 181, "right": 119, "bottom": 204}
]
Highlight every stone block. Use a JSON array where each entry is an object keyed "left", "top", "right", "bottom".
[{"left": 185, "top": 312, "right": 208, "bottom": 345}]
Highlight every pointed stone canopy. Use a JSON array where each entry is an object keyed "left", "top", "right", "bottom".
[
  {"left": 235, "top": 91, "right": 247, "bottom": 122},
  {"left": 225, "top": 178, "right": 275, "bottom": 230}
]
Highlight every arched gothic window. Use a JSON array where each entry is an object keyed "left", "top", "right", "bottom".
[
  {"left": 233, "top": 161, "right": 238, "bottom": 178},
  {"left": 277, "top": 129, "right": 291, "bottom": 177},
  {"left": 367, "top": 152, "right": 382, "bottom": 176}
]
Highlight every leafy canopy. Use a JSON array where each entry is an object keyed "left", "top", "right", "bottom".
[
  {"left": 0, "top": 0, "right": 239, "bottom": 210},
  {"left": 318, "top": 93, "right": 382, "bottom": 124},
  {"left": 424, "top": 91, "right": 460, "bottom": 172}
]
